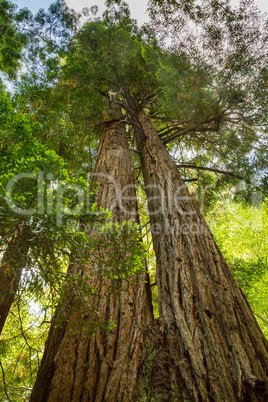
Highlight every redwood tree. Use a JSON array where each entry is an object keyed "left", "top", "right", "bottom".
[
  {"left": 30, "top": 103, "right": 153, "bottom": 402},
  {"left": 132, "top": 109, "right": 268, "bottom": 401}
]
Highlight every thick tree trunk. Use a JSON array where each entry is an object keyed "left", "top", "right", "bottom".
[
  {"left": 0, "top": 224, "right": 31, "bottom": 335},
  {"left": 134, "top": 110, "right": 268, "bottom": 401},
  {"left": 30, "top": 105, "right": 153, "bottom": 402}
]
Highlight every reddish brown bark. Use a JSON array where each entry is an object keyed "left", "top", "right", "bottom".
[
  {"left": 0, "top": 224, "right": 31, "bottom": 335},
  {"left": 30, "top": 105, "right": 153, "bottom": 402},
  {"left": 134, "top": 110, "right": 268, "bottom": 401}
]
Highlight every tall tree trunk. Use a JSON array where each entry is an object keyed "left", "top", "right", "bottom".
[
  {"left": 134, "top": 110, "right": 268, "bottom": 401},
  {"left": 0, "top": 223, "right": 31, "bottom": 335},
  {"left": 30, "top": 104, "right": 153, "bottom": 402}
]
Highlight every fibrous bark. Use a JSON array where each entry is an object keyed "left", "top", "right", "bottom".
[
  {"left": 134, "top": 110, "right": 268, "bottom": 401},
  {"left": 30, "top": 104, "right": 153, "bottom": 402},
  {"left": 0, "top": 223, "right": 31, "bottom": 335}
]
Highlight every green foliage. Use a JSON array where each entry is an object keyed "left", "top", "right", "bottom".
[
  {"left": 148, "top": 0, "right": 268, "bottom": 194},
  {"left": 207, "top": 200, "right": 268, "bottom": 337},
  {"left": 0, "top": 91, "right": 81, "bottom": 237},
  {"left": 62, "top": 16, "right": 160, "bottom": 114},
  {"left": 17, "top": 0, "right": 78, "bottom": 82},
  {"left": 0, "top": 0, "right": 28, "bottom": 77},
  {"left": 0, "top": 293, "right": 53, "bottom": 401},
  {"left": 90, "top": 221, "right": 147, "bottom": 282}
]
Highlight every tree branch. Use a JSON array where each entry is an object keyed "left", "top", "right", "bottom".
[
  {"left": 0, "top": 360, "right": 11, "bottom": 402},
  {"left": 161, "top": 105, "right": 239, "bottom": 144},
  {"left": 255, "top": 314, "right": 268, "bottom": 326},
  {"left": 183, "top": 178, "right": 198, "bottom": 182},
  {"left": 176, "top": 164, "right": 246, "bottom": 181}
]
